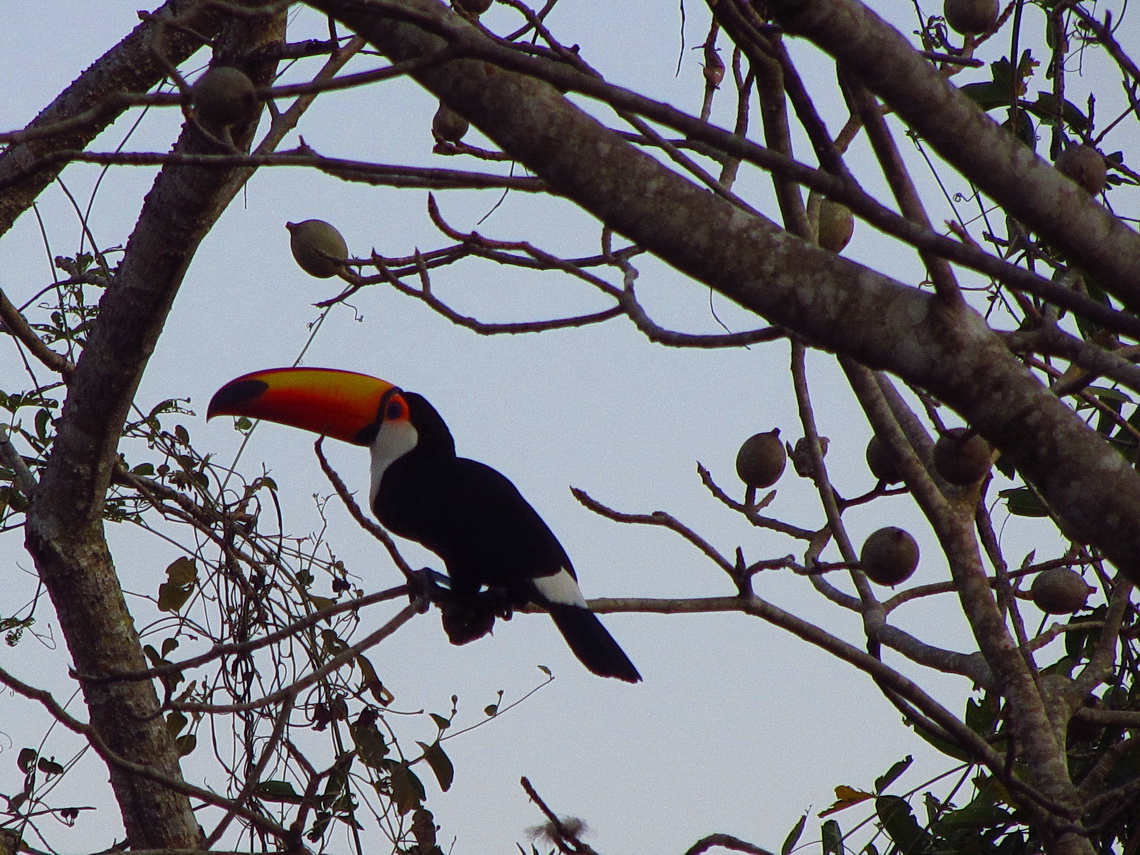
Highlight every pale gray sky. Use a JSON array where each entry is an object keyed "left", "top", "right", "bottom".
[{"left": 1, "top": 2, "right": 1133, "bottom": 852}]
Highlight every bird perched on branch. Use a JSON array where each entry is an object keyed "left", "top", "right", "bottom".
[{"left": 209, "top": 367, "right": 641, "bottom": 683}]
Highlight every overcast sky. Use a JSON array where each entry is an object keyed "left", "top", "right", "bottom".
[{"left": 1, "top": 2, "right": 1135, "bottom": 853}]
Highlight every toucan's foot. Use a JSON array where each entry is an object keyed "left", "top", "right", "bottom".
[
  {"left": 440, "top": 598, "right": 497, "bottom": 645},
  {"left": 409, "top": 574, "right": 521, "bottom": 644},
  {"left": 408, "top": 568, "right": 452, "bottom": 611},
  {"left": 479, "top": 587, "right": 516, "bottom": 621}
]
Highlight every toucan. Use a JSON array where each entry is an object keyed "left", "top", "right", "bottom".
[{"left": 208, "top": 367, "right": 641, "bottom": 683}]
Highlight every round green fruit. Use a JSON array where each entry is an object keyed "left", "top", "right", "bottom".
[
  {"left": 866, "top": 435, "right": 903, "bottom": 485},
  {"left": 453, "top": 0, "right": 492, "bottom": 14},
  {"left": 932, "top": 427, "right": 992, "bottom": 485},
  {"left": 860, "top": 527, "right": 919, "bottom": 586},
  {"left": 432, "top": 103, "right": 469, "bottom": 143},
  {"left": 818, "top": 199, "right": 855, "bottom": 253},
  {"left": 735, "top": 429, "right": 786, "bottom": 489},
  {"left": 287, "top": 220, "right": 348, "bottom": 279},
  {"left": 944, "top": 0, "right": 999, "bottom": 35},
  {"left": 192, "top": 66, "right": 257, "bottom": 128},
  {"left": 1055, "top": 144, "right": 1106, "bottom": 196},
  {"left": 1030, "top": 568, "right": 1092, "bottom": 615}
]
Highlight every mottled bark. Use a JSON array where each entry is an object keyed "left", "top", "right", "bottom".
[
  {"left": 0, "top": 0, "right": 226, "bottom": 235},
  {"left": 306, "top": 0, "right": 1140, "bottom": 583},
  {"left": 21, "top": 8, "right": 285, "bottom": 848},
  {"left": 767, "top": 0, "right": 1140, "bottom": 311}
]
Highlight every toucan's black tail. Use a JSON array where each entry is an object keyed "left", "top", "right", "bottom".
[{"left": 547, "top": 604, "right": 641, "bottom": 683}]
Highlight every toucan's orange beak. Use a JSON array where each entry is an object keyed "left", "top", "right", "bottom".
[{"left": 208, "top": 367, "right": 397, "bottom": 446}]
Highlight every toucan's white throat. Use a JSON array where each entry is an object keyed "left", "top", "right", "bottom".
[{"left": 369, "top": 418, "right": 419, "bottom": 504}]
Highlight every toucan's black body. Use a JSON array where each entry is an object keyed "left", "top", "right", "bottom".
[
  {"left": 208, "top": 368, "right": 641, "bottom": 683},
  {"left": 374, "top": 394, "right": 641, "bottom": 683}
]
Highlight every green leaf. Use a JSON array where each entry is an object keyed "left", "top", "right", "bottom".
[
  {"left": 356, "top": 654, "right": 393, "bottom": 705},
  {"left": 1089, "top": 385, "right": 1131, "bottom": 436},
  {"left": 388, "top": 761, "right": 425, "bottom": 814},
  {"left": 320, "top": 629, "right": 347, "bottom": 655},
  {"left": 874, "top": 756, "right": 912, "bottom": 793},
  {"left": 876, "top": 796, "right": 934, "bottom": 854},
  {"left": 1085, "top": 385, "right": 1132, "bottom": 405},
  {"left": 1025, "top": 91, "right": 1089, "bottom": 130},
  {"left": 990, "top": 55, "right": 1014, "bottom": 90},
  {"left": 821, "top": 818, "right": 843, "bottom": 855},
  {"left": 17, "top": 748, "right": 37, "bottom": 774},
  {"left": 965, "top": 692, "right": 1000, "bottom": 736},
  {"left": 256, "top": 779, "right": 301, "bottom": 801},
  {"left": 1064, "top": 607, "right": 1102, "bottom": 661},
  {"left": 350, "top": 719, "right": 389, "bottom": 769},
  {"left": 417, "top": 741, "right": 455, "bottom": 792},
  {"left": 323, "top": 753, "right": 352, "bottom": 796},
  {"left": 175, "top": 734, "right": 197, "bottom": 757},
  {"left": 1001, "top": 110, "right": 1037, "bottom": 151},
  {"left": 1014, "top": 49, "right": 1037, "bottom": 87},
  {"left": 158, "top": 581, "right": 192, "bottom": 613},
  {"left": 999, "top": 487, "right": 1049, "bottom": 517},
  {"left": 34, "top": 408, "right": 51, "bottom": 441},
  {"left": 164, "top": 558, "right": 198, "bottom": 587},
  {"left": 158, "top": 557, "right": 198, "bottom": 612},
  {"left": 781, "top": 813, "right": 806, "bottom": 855},
  {"left": 307, "top": 809, "right": 332, "bottom": 842},
  {"left": 936, "top": 778, "right": 1011, "bottom": 829},
  {"left": 961, "top": 81, "right": 1009, "bottom": 111},
  {"left": 820, "top": 785, "right": 873, "bottom": 817},
  {"left": 37, "top": 756, "right": 64, "bottom": 776},
  {"left": 166, "top": 711, "right": 188, "bottom": 737}
]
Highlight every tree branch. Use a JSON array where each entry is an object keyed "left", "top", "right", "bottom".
[
  {"left": 0, "top": 0, "right": 225, "bottom": 233},
  {"left": 767, "top": 0, "right": 1140, "bottom": 310},
  {"left": 306, "top": 0, "right": 1140, "bottom": 587}
]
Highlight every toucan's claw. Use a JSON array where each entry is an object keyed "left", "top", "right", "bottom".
[
  {"left": 408, "top": 568, "right": 452, "bottom": 611},
  {"left": 477, "top": 586, "right": 515, "bottom": 621}
]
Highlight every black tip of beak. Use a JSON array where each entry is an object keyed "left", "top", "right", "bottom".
[{"left": 207, "top": 378, "right": 269, "bottom": 419}]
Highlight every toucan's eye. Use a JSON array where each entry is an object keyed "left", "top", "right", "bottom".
[{"left": 384, "top": 396, "right": 409, "bottom": 422}]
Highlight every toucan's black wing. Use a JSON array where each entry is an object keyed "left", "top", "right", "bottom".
[
  {"left": 375, "top": 455, "right": 641, "bottom": 681},
  {"left": 376, "top": 455, "right": 572, "bottom": 597}
]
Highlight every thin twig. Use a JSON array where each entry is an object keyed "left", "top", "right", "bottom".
[{"left": 314, "top": 436, "right": 415, "bottom": 581}]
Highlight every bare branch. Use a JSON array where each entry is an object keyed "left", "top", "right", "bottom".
[{"left": 0, "top": 288, "right": 75, "bottom": 377}]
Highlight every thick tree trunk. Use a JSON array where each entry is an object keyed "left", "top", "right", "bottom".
[{"left": 21, "top": 8, "right": 285, "bottom": 848}]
